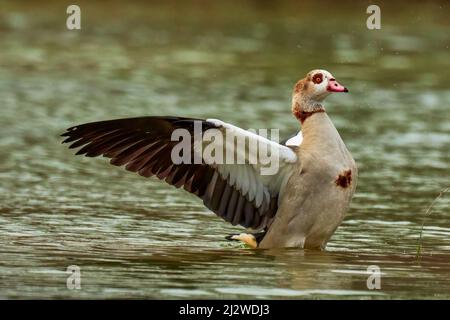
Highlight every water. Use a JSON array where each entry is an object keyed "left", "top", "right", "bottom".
[{"left": 0, "top": 1, "right": 449, "bottom": 299}]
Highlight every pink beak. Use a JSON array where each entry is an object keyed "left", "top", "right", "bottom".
[{"left": 327, "top": 78, "right": 349, "bottom": 93}]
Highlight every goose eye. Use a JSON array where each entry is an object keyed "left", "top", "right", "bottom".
[{"left": 312, "top": 73, "right": 323, "bottom": 84}]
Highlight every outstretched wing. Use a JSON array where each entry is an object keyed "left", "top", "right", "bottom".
[{"left": 61, "top": 116, "right": 298, "bottom": 231}]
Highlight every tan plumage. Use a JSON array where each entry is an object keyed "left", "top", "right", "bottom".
[{"left": 61, "top": 69, "right": 357, "bottom": 250}]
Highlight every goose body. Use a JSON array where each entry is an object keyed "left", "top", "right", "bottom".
[
  {"left": 259, "top": 112, "right": 357, "bottom": 249},
  {"left": 61, "top": 69, "right": 357, "bottom": 250}
]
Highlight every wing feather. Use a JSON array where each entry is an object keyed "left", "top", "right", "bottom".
[{"left": 61, "top": 116, "right": 298, "bottom": 231}]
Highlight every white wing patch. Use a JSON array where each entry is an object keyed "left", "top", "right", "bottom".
[
  {"left": 202, "top": 119, "right": 299, "bottom": 213},
  {"left": 285, "top": 131, "right": 303, "bottom": 146},
  {"left": 206, "top": 119, "right": 298, "bottom": 163}
]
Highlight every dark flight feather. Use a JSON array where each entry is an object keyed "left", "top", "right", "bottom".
[{"left": 62, "top": 116, "right": 279, "bottom": 231}]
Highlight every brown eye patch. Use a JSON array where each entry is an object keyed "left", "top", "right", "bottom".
[{"left": 312, "top": 73, "right": 323, "bottom": 84}]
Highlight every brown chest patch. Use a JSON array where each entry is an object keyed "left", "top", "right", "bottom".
[{"left": 335, "top": 169, "right": 352, "bottom": 188}]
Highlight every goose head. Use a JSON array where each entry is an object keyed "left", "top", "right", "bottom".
[{"left": 292, "top": 69, "right": 348, "bottom": 115}]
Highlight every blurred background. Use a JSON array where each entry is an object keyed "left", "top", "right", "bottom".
[{"left": 0, "top": 0, "right": 448, "bottom": 299}]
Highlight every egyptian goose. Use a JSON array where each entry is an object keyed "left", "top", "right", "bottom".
[{"left": 61, "top": 69, "right": 357, "bottom": 250}]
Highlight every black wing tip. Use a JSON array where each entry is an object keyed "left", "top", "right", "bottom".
[
  {"left": 60, "top": 129, "right": 74, "bottom": 138},
  {"left": 59, "top": 115, "right": 207, "bottom": 135},
  {"left": 60, "top": 131, "right": 81, "bottom": 146},
  {"left": 59, "top": 116, "right": 218, "bottom": 146},
  {"left": 60, "top": 133, "right": 73, "bottom": 145},
  {"left": 74, "top": 150, "right": 85, "bottom": 155}
]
